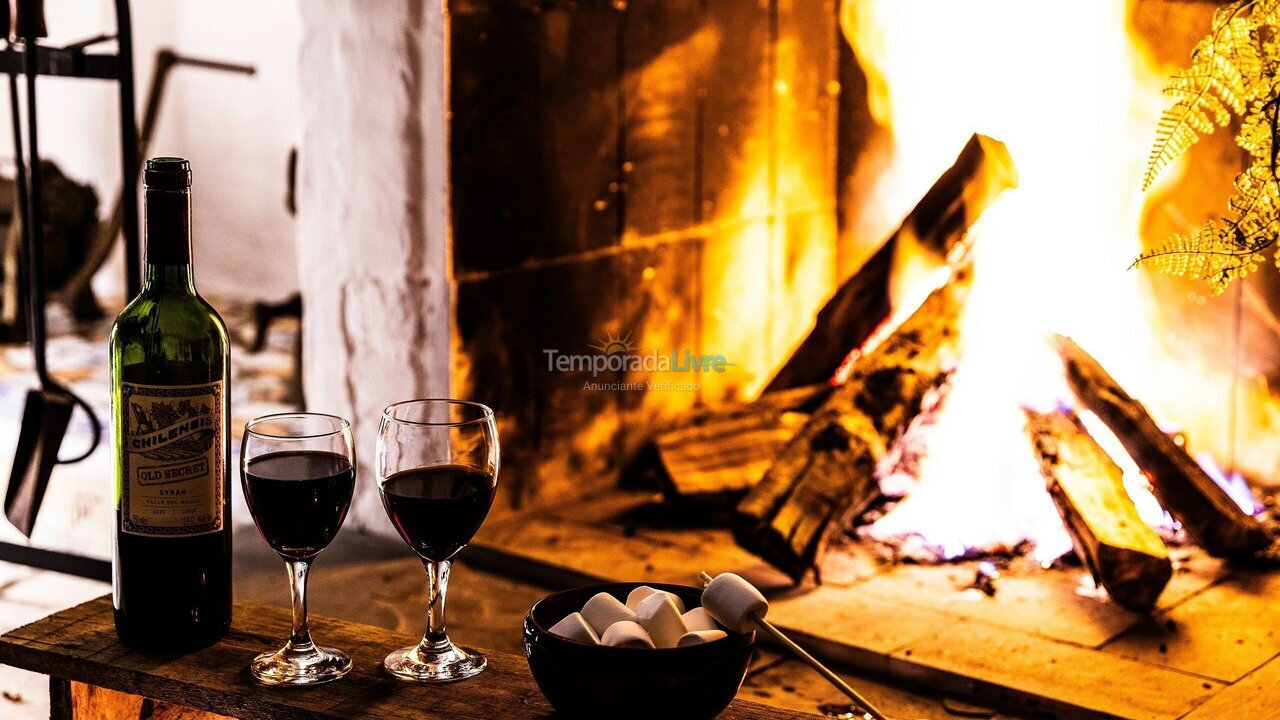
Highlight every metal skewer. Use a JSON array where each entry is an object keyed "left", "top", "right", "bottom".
[{"left": 698, "top": 571, "right": 889, "bottom": 720}]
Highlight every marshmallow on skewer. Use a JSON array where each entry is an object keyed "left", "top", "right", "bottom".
[
  {"left": 634, "top": 592, "right": 688, "bottom": 648},
  {"left": 677, "top": 629, "right": 728, "bottom": 647},
  {"left": 701, "top": 572, "right": 769, "bottom": 633},
  {"left": 600, "top": 621, "right": 655, "bottom": 648},
  {"left": 581, "top": 592, "right": 637, "bottom": 635},
  {"left": 681, "top": 606, "right": 719, "bottom": 633},
  {"left": 698, "top": 570, "right": 890, "bottom": 720},
  {"left": 625, "top": 585, "right": 686, "bottom": 613},
  {"left": 548, "top": 612, "right": 600, "bottom": 644}
]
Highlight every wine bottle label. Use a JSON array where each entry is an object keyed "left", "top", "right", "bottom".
[{"left": 120, "top": 381, "right": 224, "bottom": 537}]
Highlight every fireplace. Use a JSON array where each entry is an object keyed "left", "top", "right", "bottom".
[
  {"left": 451, "top": 0, "right": 1265, "bottom": 525},
  {"left": 287, "top": 0, "right": 1280, "bottom": 715},
  {"left": 446, "top": 0, "right": 1280, "bottom": 515}
]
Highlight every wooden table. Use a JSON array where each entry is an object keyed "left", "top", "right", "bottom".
[{"left": 0, "top": 596, "right": 817, "bottom": 719}]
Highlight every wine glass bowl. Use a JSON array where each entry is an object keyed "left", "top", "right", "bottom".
[
  {"left": 381, "top": 464, "right": 497, "bottom": 561},
  {"left": 241, "top": 413, "right": 356, "bottom": 686},
  {"left": 377, "top": 399, "right": 499, "bottom": 683}
]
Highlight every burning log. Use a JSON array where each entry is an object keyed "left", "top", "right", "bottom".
[
  {"left": 654, "top": 385, "right": 827, "bottom": 504},
  {"left": 1052, "top": 335, "right": 1272, "bottom": 557},
  {"left": 734, "top": 265, "right": 971, "bottom": 581},
  {"left": 1025, "top": 408, "right": 1172, "bottom": 611},
  {"left": 765, "top": 133, "right": 1016, "bottom": 392},
  {"left": 656, "top": 134, "right": 1013, "bottom": 507}
]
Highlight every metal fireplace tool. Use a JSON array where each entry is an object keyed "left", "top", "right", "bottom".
[
  {"left": 0, "top": 1, "right": 254, "bottom": 580},
  {"left": 0, "top": 0, "right": 139, "bottom": 581}
]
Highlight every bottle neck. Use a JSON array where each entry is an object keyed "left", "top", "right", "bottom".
[
  {"left": 143, "top": 263, "right": 195, "bottom": 293},
  {"left": 143, "top": 187, "right": 195, "bottom": 293}
]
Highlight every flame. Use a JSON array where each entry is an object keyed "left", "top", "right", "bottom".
[
  {"left": 845, "top": 0, "right": 1192, "bottom": 561},
  {"left": 1198, "top": 452, "right": 1262, "bottom": 517}
]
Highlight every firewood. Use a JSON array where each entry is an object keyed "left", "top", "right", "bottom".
[
  {"left": 1052, "top": 335, "right": 1271, "bottom": 557},
  {"left": 733, "top": 265, "right": 972, "bottom": 581},
  {"left": 655, "top": 385, "right": 827, "bottom": 504},
  {"left": 1025, "top": 408, "right": 1172, "bottom": 611},
  {"left": 657, "top": 412, "right": 806, "bottom": 503},
  {"left": 765, "top": 133, "right": 1016, "bottom": 392}
]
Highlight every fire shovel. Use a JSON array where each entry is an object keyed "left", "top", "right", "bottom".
[
  {"left": 3, "top": 0, "right": 101, "bottom": 537},
  {"left": 5, "top": 388, "right": 78, "bottom": 536}
]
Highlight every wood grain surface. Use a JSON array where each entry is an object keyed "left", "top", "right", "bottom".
[{"left": 0, "top": 596, "right": 817, "bottom": 720}]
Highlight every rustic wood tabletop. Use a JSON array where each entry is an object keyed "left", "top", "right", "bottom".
[{"left": 0, "top": 594, "right": 822, "bottom": 719}]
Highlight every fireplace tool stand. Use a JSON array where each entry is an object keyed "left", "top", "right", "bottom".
[{"left": 0, "top": 0, "right": 140, "bottom": 582}]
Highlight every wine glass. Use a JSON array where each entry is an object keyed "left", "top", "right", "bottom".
[
  {"left": 377, "top": 399, "right": 499, "bottom": 682},
  {"left": 241, "top": 413, "right": 356, "bottom": 686}
]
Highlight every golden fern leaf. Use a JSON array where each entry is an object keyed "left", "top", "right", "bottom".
[
  {"left": 1224, "top": 0, "right": 1260, "bottom": 23},
  {"left": 1134, "top": 219, "right": 1264, "bottom": 295},
  {"left": 1264, "top": 35, "right": 1280, "bottom": 71},
  {"left": 1229, "top": 161, "right": 1280, "bottom": 244},
  {"left": 1237, "top": 100, "right": 1273, "bottom": 158},
  {"left": 1220, "top": 17, "right": 1266, "bottom": 79},
  {"left": 1143, "top": 1, "right": 1259, "bottom": 190},
  {"left": 1136, "top": 0, "right": 1280, "bottom": 294},
  {"left": 1145, "top": 72, "right": 1243, "bottom": 189},
  {"left": 1136, "top": 161, "right": 1280, "bottom": 293},
  {"left": 1145, "top": 113, "right": 1203, "bottom": 191},
  {"left": 1252, "top": 0, "right": 1280, "bottom": 28},
  {"left": 1163, "top": 62, "right": 1246, "bottom": 122}
]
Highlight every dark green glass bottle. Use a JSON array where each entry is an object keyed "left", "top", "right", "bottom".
[{"left": 111, "top": 158, "right": 232, "bottom": 650}]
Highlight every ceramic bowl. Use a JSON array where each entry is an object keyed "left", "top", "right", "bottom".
[{"left": 524, "top": 582, "right": 755, "bottom": 719}]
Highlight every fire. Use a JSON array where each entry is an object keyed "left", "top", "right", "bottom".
[{"left": 842, "top": 1, "right": 1262, "bottom": 561}]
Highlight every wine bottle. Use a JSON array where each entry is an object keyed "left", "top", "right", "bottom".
[{"left": 110, "top": 158, "right": 232, "bottom": 650}]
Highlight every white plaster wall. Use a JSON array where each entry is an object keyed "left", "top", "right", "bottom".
[
  {"left": 296, "top": 0, "right": 451, "bottom": 535},
  {"left": 0, "top": 0, "right": 301, "bottom": 303}
]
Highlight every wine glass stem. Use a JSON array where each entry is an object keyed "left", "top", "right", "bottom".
[
  {"left": 419, "top": 559, "right": 452, "bottom": 653},
  {"left": 287, "top": 559, "right": 315, "bottom": 650}
]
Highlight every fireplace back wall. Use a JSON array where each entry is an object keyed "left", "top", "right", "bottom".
[{"left": 450, "top": 0, "right": 842, "bottom": 509}]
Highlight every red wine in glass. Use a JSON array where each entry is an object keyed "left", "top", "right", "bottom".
[
  {"left": 380, "top": 464, "right": 496, "bottom": 562},
  {"left": 377, "top": 399, "right": 499, "bottom": 683},
  {"left": 241, "top": 413, "right": 355, "bottom": 686},
  {"left": 244, "top": 450, "right": 355, "bottom": 560}
]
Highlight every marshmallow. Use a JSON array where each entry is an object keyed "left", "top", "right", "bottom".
[
  {"left": 600, "top": 621, "right": 655, "bottom": 648},
  {"left": 625, "top": 585, "right": 658, "bottom": 611},
  {"left": 701, "top": 572, "right": 768, "bottom": 633},
  {"left": 677, "top": 629, "right": 728, "bottom": 647},
  {"left": 581, "top": 592, "right": 636, "bottom": 635},
  {"left": 548, "top": 612, "right": 600, "bottom": 644},
  {"left": 635, "top": 592, "right": 688, "bottom": 648},
  {"left": 625, "top": 585, "right": 686, "bottom": 613},
  {"left": 681, "top": 606, "right": 720, "bottom": 633}
]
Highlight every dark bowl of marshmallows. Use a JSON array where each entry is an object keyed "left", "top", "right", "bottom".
[{"left": 524, "top": 581, "right": 756, "bottom": 718}]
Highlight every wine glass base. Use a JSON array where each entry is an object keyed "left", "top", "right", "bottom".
[
  {"left": 383, "top": 643, "right": 486, "bottom": 683},
  {"left": 250, "top": 644, "right": 352, "bottom": 686}
]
